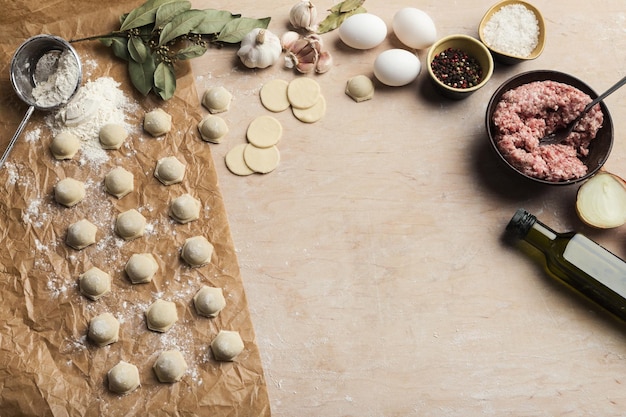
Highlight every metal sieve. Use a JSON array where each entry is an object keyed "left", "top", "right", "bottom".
[{"left": 1, "top": 34, "right": 82, "bottom": 168}]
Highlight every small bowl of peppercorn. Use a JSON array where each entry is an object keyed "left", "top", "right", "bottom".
[{"left": 427, "top": 34, "right": 494, "bottom": 100}]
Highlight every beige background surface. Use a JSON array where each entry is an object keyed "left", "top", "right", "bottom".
[{"left": 190, "top": 0, "right": 626, "bottom": 415}]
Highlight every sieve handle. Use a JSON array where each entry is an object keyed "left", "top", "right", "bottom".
[{"left": 0, "top": 105, "right": 35, "bottom": 169}]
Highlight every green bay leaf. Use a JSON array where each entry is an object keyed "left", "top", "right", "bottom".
[
  {"left": 191, "top": 9, "right": 240, "bottom": 35},
  {"left": 128, "top": 53, "right": 156, "bottom": 96},
  {"left": 128, "top": 36, "right": 149, "bottom": 63},
  {"left": 158, "top": 9, "right": 206, "bottom": 46},
  {"left": 317, "top": 12, "right": 341, "bottom": 34},
  {"left": 154, "top": 1, "right": 191, "bottom": 29},
  {"left": 216, "top": 16, "right": 271, "bottom": 44},
  {"left": 174, "top": 44, "right": 208, "bottom": 60},
  {"left": 100, "top": 37, "right": 130, "bottom": 61},
  {"left": 154, "top": 62, "right": 176, "bottom": 100},
  {"left": 339, "top": 0, "right": 365, "bottom": 13},
  {"left": 120, "top": 0, "right": 179, "bottom": 31}
]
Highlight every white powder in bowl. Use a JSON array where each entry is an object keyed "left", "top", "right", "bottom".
[
  {"left": 32, "top": 49, "right": 80, "bottom": 108},
  {"left": 482, "top": 4, "right": 540, "bottom": 58}
]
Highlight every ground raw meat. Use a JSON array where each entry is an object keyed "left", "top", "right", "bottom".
[{"left": 492, "top": 80, "right": 603, "bottom": 182}]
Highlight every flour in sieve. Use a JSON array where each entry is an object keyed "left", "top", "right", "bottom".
[{"left": 47, "top": 77, "right": 138, "bottom": 166}]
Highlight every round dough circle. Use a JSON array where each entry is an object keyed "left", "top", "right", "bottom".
[
  {"left": 115, "top": 209, "right": 146, "bottom": 240},
  {"left": 104, "top": 167, "right": 134, "bottom": 199},
  {"left": 99, "top": 123, "right": 128, "bottom": 149},
  {"left": 108, "top": 361, "right": 140, "bottom": 394},
  {"left": 146, "top": 299, "right": 178, "bottom": 332},
  {"left": 79, "top": 267, "right": 111, "bottom": 301},
  {"left": 211, "top": 330, "right": 244, "bottom": 361},
  {"left": 198, "top": 115, "right": 229, "bottom": 143},
  {"left": 50, "top": 131, "right": 80, "bottom": 159},
  {"left": 225, "top": 144, "right": 255, "bottom": 176},
  {"left": 243, "top": 144, "right": 280, "bottom": 174},
  {"left": 246, "top": 115, "right": 283, "bottom": 148},
  {"left": 125, "top": 253, "right": 158, "bottom": 284},
  {"left": 169, "top": 194, "right": 201, "bottom": 224},
  {"left": 181, "top": 236, "right": 214, "bottom": 267},
  {"left": 54, "top": 178, "right": 85, "bottom": 207},
  {"left": 260, "top": 79, "right": 290, "bottom": 112},
  {"left": 193, "top": 286, "right": 226, "bottom": 317},
  {"left": 202, "top": 86, "right": 232, "bottom": 114},
  {"left": 66, "top": 219, "right": 97, "bottom": 250},
  {"left": 144, "top": 108, "right": 172, "bottom": 137},
  {"left": 153, "top": 350, "right": 188, "bottom": 383},
  {"left": 88, "top": 312, "right": 119, "bottom": 347},
  {"left": 287, "top": 77, "right": 321, "bottom": 109},
  {"left": 155, "top": 156, "right": 185, "bottom": 185},
  {"left": 292, "top": 94, "right": 326, "bottom": 123}
]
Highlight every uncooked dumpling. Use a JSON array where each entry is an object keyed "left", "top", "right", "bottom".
[
  {"left": 104, "top": 167, "right": 134, "bottom": 199},
  {"left": 54, "top": 178, "right": 85, "bottom": 207},
  {"left": 202, "top": 86, "right": 232, "bottom": 114},
  {"left": 108, "top": 361, "right": 140, "bottom": 394},
  {"left": 99, "top": 123, "right": 128, "bottom": 150},
  {"left": 88, "top": 312, "right": 119, "bottom": 347},
  {"left": 211, "top": 330, "right": 244, "bottom": 361},
  {"left": 181, "top": 236, "right": 214, "bottom": 267},
  {"left": 145, "top": 299, "right": 178, "bottom": 332},
  {"left": 144, "top": 108, "right": 172, "bottom": 137},
  {"left": 154, "top": 156, "right": 185, "bottom": 185},
  {"left": 345, "top": 75, "right": 374, "bottom": 102},
  {"left": 125, "top": 253, "right": 158, "bottom": 284},
  {"left": 50, "top": 131, "right": 80, "bottom": 159},
  {"left": 198, "top": 115, "right": 228, "bottom": 143},
  {"left": 169, "top": 194, "right": 201, "bottom": 224},
  {"left": 66, "top": 219, "right": 97, "bottom": 250},
  {"left": 153, "top": 350, "right": 188, "bottom": 383},
  {"left": 115, "top": 209, "right": 146, "bottom": 240},
  {"left": 193, "top": 286, "right": 226, "bottom": 318},
  {"left": 79, "top": 267, "right": 111, "bottom": 301}
]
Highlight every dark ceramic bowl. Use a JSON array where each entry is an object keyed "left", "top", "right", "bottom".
[{"left": 485, "top": 70, "right": 614, "bottom": 186}]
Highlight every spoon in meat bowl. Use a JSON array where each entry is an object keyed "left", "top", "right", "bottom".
[{"left": 540, "top": 74, "right": 626, "bottom": 146}]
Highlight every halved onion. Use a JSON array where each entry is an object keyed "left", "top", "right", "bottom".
[{"left": 576, "top": 171, "right": 626, "bottom": 228}]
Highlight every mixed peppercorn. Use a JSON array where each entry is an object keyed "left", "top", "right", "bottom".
[{"left": 430, "top": 48, "right": 483, "bottom": 89}]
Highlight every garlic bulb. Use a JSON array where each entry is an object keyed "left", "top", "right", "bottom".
[
  {"left": 237, "top": 28, "right": 282, "bottom": 69},
  {"left": 289, "top": 0, "right": 317, "bottom": 32}
]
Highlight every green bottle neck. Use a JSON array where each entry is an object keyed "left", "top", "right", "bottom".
[{"left": 507, "top": 209, "right": 559, "bottom": 250}]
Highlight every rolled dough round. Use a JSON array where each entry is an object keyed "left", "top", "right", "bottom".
[
  {"left": 246, "top": 115, "right": 282, "bottom": 148},
  {"left": 287, "top": 77, "right": 321, "bottom": 109},
  {"left": 243, "top": 144, "right": 280, "bottom": 174},
  {"left": 225, "top": 144, "right": 255, "bottom": 176},
  {"left": 260, "top": 79, "right": 290, "bottom": 112},
  {"left": 292, "top": 94, "right": 326, "bottom": 123}
]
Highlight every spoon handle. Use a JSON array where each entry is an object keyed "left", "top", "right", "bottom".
[
  {"left": 584, "top": 74, "right": 626, "bottom": 112},
  {"left": 0, "top": 105, "right": 35, "bottom": 169}
]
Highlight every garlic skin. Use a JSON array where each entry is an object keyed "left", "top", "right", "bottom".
[
  {"left": 284, "top": 33, "right": 333, "bottom": 74},
  {"left": 281, "top": 31, "right": 301, "bottom": 51},
  {"left": 289, "top": 0, "right": 318, "bottom": 32},
  {"left": 237, "top": 28, "right": 282, "bottom": 69}
]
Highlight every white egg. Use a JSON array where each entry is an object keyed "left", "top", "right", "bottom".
[
  {"left": 373, "top": 49, "right": 421, "bottom": 87},
  {"left": 338, "top": 13, "right": 387, "bottom": 50},
  {"left": 392, "top": 8, "right": 437, "bottom": 50}
]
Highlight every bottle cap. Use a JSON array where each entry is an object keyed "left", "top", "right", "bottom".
[{"left": 506, "top": 208, "right": 536, "bottom": 238}]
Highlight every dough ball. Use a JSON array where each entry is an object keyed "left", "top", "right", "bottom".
[
  {"left": 108, "top": 361, "right": 140, "bottom": 394},
  {"left": 210, "top": 330, "right": 244, "bottom": 361},
  {"left": 154, "top": 156, "right": 185, "bottom": 185},
  {"left": 146, "top": 299, "right": 178, "bottom": 332},
  {"left": 88, "top": 312, "right": 119, "bottom": 347},
  {"left": 292, "top": 94, "right": 326, "bottom": 124},
  {"left": 260, "top": 79, "right": 290, "bottom": 113},
  {"left": 104, "top": 167, "right": 134, "bottom": 199},
  {"left": 54, "top": 178, "right": 85, "bottom": 207},
  {"left": 202, "top": 86, "right": 232, "bottom": 114},
  {"left": 79, "top": 267, "right": 111, "bottom": 301},
  {"left": 225, "top": 144, "right": 254, "bottom": 177},
  {"left": 125, "top": 253, "right": 158, "bottom": 284},
  {"left": 50, "top": 131, "right": 80, "bottom": 160},
  {"left": 243, "top": 144, "right": 280, "bottom": 174},
  {"left": 169, "top": 194, "right": 201, "bottom": 224},
  {"left": 193, "top": 286, "right": 226, "bottom": 318},
  {"left": 144, "top": 108, "right": 172, "bottom": 137},
  {"left": 66, "top": 219, "right": 97, "bottom": 250},
  {"left": 198, "top": 115, "right": 229, "bottom": 143},
  {"left": 153, "top": 350, "right": 188, "bottom": 383},
  {"left": 115, "top": 209, "right": 146, "bottom": 241},
  {"left": 345, "top": 75, "right": 374, "bottom": 102},
  {"left": 181, "top": 236, "right": 214, "bottom": 267},
  {"left": 287, "top": 77, "right": 321, "bottom": 109},
  {"left": 99, "top": 123, "right": 128, "bottom": 150},
  {"left": 246, "top": 115, "right": 282, "bottom": 148}
]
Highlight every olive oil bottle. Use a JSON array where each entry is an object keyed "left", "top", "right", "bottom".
[{"left": 507, "top": 208, "right": 626, "bottom": 321}]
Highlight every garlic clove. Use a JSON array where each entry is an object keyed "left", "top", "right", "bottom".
[
  {"left": 296, "top": 60, "right": 317, "bottom": 74},
  {"left": 281, "top": 31, "right": 301, "bottom": 51},
  {"left": 315, "top": 51, "right": 333, "bottom": 74},
  {"left": 289, "top": 0, "right": 318, "bottom": 32}
]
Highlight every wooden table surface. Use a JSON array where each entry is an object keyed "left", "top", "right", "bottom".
[{"left": 190, "top": 0, "right": 626, "bottom": 415}]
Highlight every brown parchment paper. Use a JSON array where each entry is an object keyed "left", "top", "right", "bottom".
[{"left": 0, "top": 2, "right": 270, "bottom": 416}]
